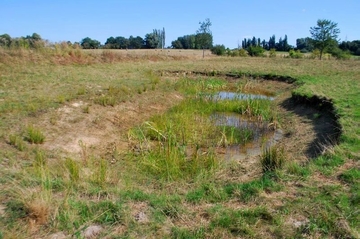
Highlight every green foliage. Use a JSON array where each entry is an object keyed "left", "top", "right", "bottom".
[
  {"left": 310, "top": 19, "right": 340, "bottom": 59},
  {"left": 329, "top": 47, "right": 351, "bottom": 59},
  {"left": 312, "top": 153, "right": 344, "bottom": 175},
  {"left": 5, "top": 200, "right": 28, "bottom": 223},
  {"left": 92, "top": 158, "right": 107, "bottom": 186},
  {"left": 144, "top": 33, "right": 159, "bottom": 49},
  {"left": 25, "top": 125, "right": 45, "bottom": 144},
  {"left": 224, "top": 174, "right": 280, "bottom": 202},
  {"left": 186, "top": 183, "right": 228, "bottom": 204},
  {"left": 34, "top": 150, "right": 47, "bottom": 168},
  {"left": 211, "top": 44, "right": 226, "bottom": 56},
  {"left": 269, "top": 48, "right": 276, "bottom": 58},
  {"left": 247, "top": 45, "right": 265, "bottom": 57},
  {"left": 80, "top": 37, "right": 101, "bottom": 49},
  {"left": 171, "top": 227, "right": 206, "bottom": 239},
  {"left": 289, "top": 49, "right": 303, "bottom": 58},
  {"left": 296, "top": 37, "right": 314, "bottom": 52},
  {"left": 8, "top": 134, "right": 26, "bottom": 151},
  {"left": 338, "top": 168, "right": 360, "bottom": 184},
  {"left": 65, "top": 158, "right": 80, "bottom": 184},
  {"left": 219, "top": 125, "right": 253, "bottom": 146},
  {"left": 286, "top": 162, "right": 311, "bottom": 178},
  {"left": 260, "top": 146, "right": 285, "bottom": 173},
  {"left": 209, "top": 206, "right": 274, "bottom": 236},
  {"left": 311, "top": 49, "right": 321, "bottom": 59},
  {"left": 238, "top": 48, "right": 248, "bottom": 57},
  {"left": 196, "top": 18, "right": 213, "bottom": 54}
]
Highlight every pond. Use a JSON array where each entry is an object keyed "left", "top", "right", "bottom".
[
  {"left": 212, "top": 91, "right": 275, "bottom": 101},
  {"left": 210, "top": 91, "right": 281, "bottom": 160}
]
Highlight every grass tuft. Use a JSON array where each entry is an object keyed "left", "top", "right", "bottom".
[
  {"left": 260, "top": 146, "right": 285, "bottom": 173},
  {"left": 25, "top": 125, "right": 45, "bottom": 144}
]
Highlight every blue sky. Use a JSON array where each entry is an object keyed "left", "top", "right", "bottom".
[{"left": 2, "top": 0, "right": 359, "bottom": 48}]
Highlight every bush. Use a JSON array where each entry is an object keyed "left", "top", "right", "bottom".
[
  {"left": 269, "top": 48, "right": 276, "bottom": 58},
  {"left": 311, "top": 49, "right": 321, "bottom": 59},
  {"left": 238, "top": 48, "right": 248, "bottom": 57},
  {"left": 329, "top": 47, "right": 351, "bottom": 60},
  {"left": 211, "top": 44, "right": 226, "bottom": 56},
  {"left": 289, "top": 49, "right": 303, "bottom": 59},
  {"left": 247, "top": 46, "right": 265, "bottom": 57}
]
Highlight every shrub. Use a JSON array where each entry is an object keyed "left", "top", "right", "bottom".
[
  {"left": 311, "top": 49, "right": 321, "bottom": 59},
  {"left": 329, "top": 47, "right": 351, "bottom": 60},
  {"left": 238, "top": 48, "right": 248, "bottom": 57},
  {"left": 247, "top": 46, "right": 265, "bottom": 57},
  {"left": 269, "top": 48, "right": 276, "bottom": 58},
  {"left": 211, "top": 44, "right": 226, "bottom": 56},
  {"left": 289, "top": 49, "right": 303, "bottom": 59}
]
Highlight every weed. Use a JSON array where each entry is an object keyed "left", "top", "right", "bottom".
[
  {"left": 94, "top": 95, "right": 116, "bottom": 106},
  {"left": 260, "top": 146, "right": 285, "bottom": 173},
  {"left": 286, "top": 161, "right": 311, "bottom": 178},
  {"left": 76, "top": 87, "right": 86, "bottom": 95},
  {"left": 209, "top": 206, "right": 274, "bottom": 236},
  {"left": 25, "top": 125, "right": 45, "bottom": 144},
  {"left": 92, "top": 158, "right": 108, "bottom": 187},
  {"left": 8, "top": 134, "right": 26, "bottom": 151},
  {"left": 312, "top": 153, "right": 344, "bottom": 175},
  {"left": 224, "top": 174, "right": 280, "bottom": 202},
  {"left": 171, "top": 227, "right": 206, "bottom": 239},
  {"left": 65, "top": 158, "right": 80, "bottom": 184},
  {"left": 338, "top": 168, "right": 360, "bottom": 184},
  {"left": 82, "top": 105, "right": 90, "bottom": 113},
  {"left": 186, "top": 183, "right": 228, "bottom": 204},
  {"left": 34, "top": 149, "right": 46, "bottom": 168}
]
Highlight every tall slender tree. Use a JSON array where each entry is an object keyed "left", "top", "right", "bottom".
[{"left": 196, "top": 18, "right": 213, "bottom": 58}]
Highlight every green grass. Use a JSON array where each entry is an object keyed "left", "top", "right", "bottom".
[
  {"left": 260, "top": 146, "right": 286, "bottom": 173},
  {"left": 25, "top": 125, "right": 45, "bottom": 144},
  {"left": 1, "top": 49, "right": 359, "bottom": 238}
]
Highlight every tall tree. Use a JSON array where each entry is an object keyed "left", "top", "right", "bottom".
[
  {"left": 129, "top": 36, "right": 144, "bottom": 49},
  {"left": 144, "top": 33, "right": 159, "bottom": 49},
  {"left": 162, "top": 27, "right": 166, "bottom": 49},
  {"left": 196, "top": 18, "right": 213, "bottom": 58},
  {"left": 268, "top": 35, "right": 276, "bottom": 50},
  {"left": 310, "top": 19, "right": 340, "bottom": 59}
]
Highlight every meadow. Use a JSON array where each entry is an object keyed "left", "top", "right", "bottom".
[{"left": 0, "top": 48, "right": 359, "bottom": 238}]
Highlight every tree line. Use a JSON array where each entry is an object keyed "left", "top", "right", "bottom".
[
  {"left": 1, "top": 18, "right": 359, "bottom": 59},
  {"left": 241, "top": 35, "right": 291, "bottom": 52}
]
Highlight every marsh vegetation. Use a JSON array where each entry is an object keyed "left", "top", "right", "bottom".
[{"left": 0, "top": 49, "right": 359, "bottom": 238}]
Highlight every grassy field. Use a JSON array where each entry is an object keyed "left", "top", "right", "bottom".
[{"left": 0, "top": 48, "right": 359, "bottom": 238}]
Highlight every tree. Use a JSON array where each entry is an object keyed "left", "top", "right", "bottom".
[
  {"left": 310, "top": 19, "right": 340, "bottom": 59},
  {"left": 144, "top": 33, "right": 159, "bottom": 49},
  {"left": 80, "top": 37, "right": 101, "bottom": 49},
  {"left": 129, "top": 36, "right": 144, "bottom": 49},
  {"left": 296, "top": 37, "right": 314, "bottom": 52},
  {"left": 0, "top": 34, "right": 11, "bottom": 47},
  {"left": 196, "top": 18, "right": 213, "bottom": 58}
]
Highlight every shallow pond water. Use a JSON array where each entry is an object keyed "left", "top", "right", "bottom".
[
  {"left": 211, "top": 112, "right": 282, "bottom": 161},
  {"left": 213, "top": 92, "right": 274, "bottom": 101}
]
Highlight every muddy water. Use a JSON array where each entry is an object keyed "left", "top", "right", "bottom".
[{"left": 209, "top": 91, "right": 281, "bottom": 160}]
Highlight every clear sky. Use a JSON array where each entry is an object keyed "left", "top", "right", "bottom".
[{"left": 2, "top": 0, "right": 359, "bottom": 48}]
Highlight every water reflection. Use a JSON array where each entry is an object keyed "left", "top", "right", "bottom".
[
  {"left": 214, "top": 92, "right": 274, "bottom": 101},
  {"left": 211, "top": 112, "right": 282, "bottom": 161}
]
